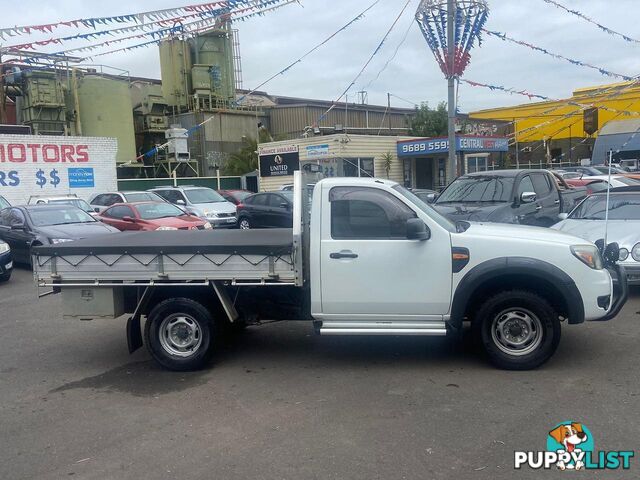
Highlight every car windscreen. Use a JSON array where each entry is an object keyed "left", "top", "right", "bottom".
[
  {"left": 29, "top": 207, "right": 96, "bottom": 226},
  {"left": 436, "top": 176, "right": 514, "bottom": 203},
  {"left": 185, "top": 189, "right": 226, "bottom": 204},
  {"left": 124, "top": 192, "right": 164, "bottom": 203},
  {"left": 393, "top": 185, "right": 456, "bottom": 232},
  {"left": 617, "top": 177, "right": 640, "bottom": 186},
  {"left": 232, "top": 191, "right": 252, "bottom": 201},
  {"left": 570, "top": 194, "right": 640, "bottom": 220},
  {"left": 280, "top": 191, "right": 294, "bottom": 202},
  {"left": 136, "top": 203, "right": 186, "bottom": 220},
  {"left": 49, "top": 199, "right": 93, "bottom": 212},
  {"left": 0, "top": 196, "right": 9, "bottom": 209}
]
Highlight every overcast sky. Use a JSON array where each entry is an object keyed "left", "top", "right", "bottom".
[{"left": 2, "top": 0, "right": 640, "bottom": 112}]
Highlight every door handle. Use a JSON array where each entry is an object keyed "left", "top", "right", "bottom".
[
  {"left": 535, "top": 205, "right": 542, "bottom": 211},
  {"left": 554, "top": 199, "right": 560, "bottom": 205},
  {"left": 330, "top": 251, "right": 358, "bottom": 259}
]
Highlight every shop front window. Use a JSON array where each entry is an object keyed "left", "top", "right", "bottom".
[
  {"left": 466, "top": 155, "right": 488, "bottom": 174},
  {"left": 342, "top": 158, "right": 375, "bottom": 178}
]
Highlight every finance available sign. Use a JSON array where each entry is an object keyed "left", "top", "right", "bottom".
[{"left": 259, "top": 145, "right": 300, "bottom": 177}]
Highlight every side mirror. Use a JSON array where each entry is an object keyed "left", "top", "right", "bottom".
[
  {"left": 94, "top": 207, "right": 100, "bottom": 213},
  {"left": 10, "top": 223, "right": 25, "bottom": 230},
  {"left": 176, "top": 199, "right": 186, "bottom": 206},
  {"left": 520, "top": 192, "right": 537, "bottom": 204},
  {"left": 558, "top": 212, "right": 568, "bottom": 220},
  {"left": 122, "top": 216, "right": 136, "bottom": 223},
  {"left": 425, "top": 193, "right": 437, "bottom": 203},
  {"left": 406, "top": 218, "right": 430, "bottom": 241}
]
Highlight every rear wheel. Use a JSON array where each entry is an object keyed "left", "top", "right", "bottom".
[
  {"left": 144, "top": 298, "right": 215, "bottom": 371},
  {"left": 238, "top": 217, "right": 251, "bottom": 230},
  {"left": 473, "top": 290, "right": 561, "bottom": 370}
]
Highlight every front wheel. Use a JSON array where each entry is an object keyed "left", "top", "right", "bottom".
[
  {"left": 238, "top": 217, "right": 251, "bottom": 230},
  {"left": 473, "top": 290, "right": 561, "bottom": 370},
  {"left": 144, "top": 298, "right": 216, "bottom": 371}
]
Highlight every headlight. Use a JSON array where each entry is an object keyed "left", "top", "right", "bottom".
[
  {"left": 632, "top": 243, "right": 640, "bottom": 261},
  {"left": 571, "top": 245, "right": 603, "bottom": 270},
  {"left": 51, "top": 238, "right": 73, "bottom": 244},
  {"left": 619, "top": 248, "right": 629, "bottom": 261},
  {"left": 203, "top": 222, "right": 212, "bottom": 230},
  {"left": 156, "top": 226, "right": 178, "bottom": 231},
  {"left": 0, "top": 243, "right": 9, "bottom": 254}
]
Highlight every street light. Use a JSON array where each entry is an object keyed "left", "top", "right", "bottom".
[{"left": 415, "top": 0, "right": 489, "bottom": 183}]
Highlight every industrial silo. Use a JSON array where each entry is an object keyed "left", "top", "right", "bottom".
[
  {"left": 159, "top": 38, "right": 192, "bottom": 110},
  {"left": 75, "top": 75, "right": 137, "bottom": 164},
  {"left": 190, "top": 29, "right": 236, "bottom": 101}
]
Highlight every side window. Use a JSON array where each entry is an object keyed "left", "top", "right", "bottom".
[
  {"left": 92, "top": 194, "right": 107, "bottom": 206},
  {"left": 517, "top": 176, "right": 535, "bottom": 196},
  {"left": 268, "top": 194, "right": 287, "bottom": 207},
  {"left": 252, "top": 194, "right": 268, "bottom": 206},
  {"left": 105, "top": 206, "right": 133, "bottom": 219},
  {"left": 103, "top": 194, "right": 122, "bottom": 206},
  {"left": 330, "top": 187, "right": 417, "bottom": 239},
  {"left": 9, "top": 208, "right": 26, "bottom": 226},
  {"left": 531, "top": 174, "right": 553, "bottom": 197}
]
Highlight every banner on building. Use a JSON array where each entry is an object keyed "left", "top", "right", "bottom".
[
  {"left": 397, "top": 136, "right": 509, "bottom": 157},
  {"left": 259, "top": 145, "right": 300, "bottom": 177}
]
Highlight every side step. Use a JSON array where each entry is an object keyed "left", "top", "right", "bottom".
[{"left": 319, "top": 321, "right": 447, "bottom": 336}]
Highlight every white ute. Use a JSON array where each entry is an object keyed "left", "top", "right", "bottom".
[{"left": 33, "top": 171, "right": 627, "bottom": 371}]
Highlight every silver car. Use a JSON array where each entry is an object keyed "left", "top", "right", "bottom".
[
  {"left": 552, "top": 188, "right": 640, "bottom": 284},
  {"left": 150, "top": 186, "right": 237, "bottom": 228}
]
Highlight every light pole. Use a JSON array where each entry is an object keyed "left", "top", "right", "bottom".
[{"left": 416, "top": 0, "right": 489, "bottom": 184}]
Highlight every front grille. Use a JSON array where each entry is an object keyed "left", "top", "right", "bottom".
[{"left": 217, "top": 213, "right": 235, "bottom": 218}]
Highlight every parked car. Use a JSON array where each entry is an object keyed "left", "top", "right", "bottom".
[
  {"left": 563, "top": 178, "right": 610, "bottom": 195},
  {"left": 0, "top": 240, "right": 12, "bottom": 282},
  {"left": 592, "top": 165, "right": 629, "bottom": 175},
  {"left": 552, "top": 187, "right": 640, "bottom": 284},
  {"left": 409, "top": 188, "right": 438, "bottom": 203},
  {"left": 614, "top": 159, "right": 638, "bottom": 172},
  {"left": 237, "top": 191, "right": 294, "bottom": 229},
  {"left": 28, "top": 195, "right": 96, "bottom": 216},
  {"left": 553, "top": 170, "right": 582, "bottom": 179},
  {"left": 218, "top": 189, "right": 253, "bottom": 206},
  {"left": 579, "top": 175, "right": 640, "bottom": 189},
  {"left": 557, "top": 166, "right": 604, "bottom": 177},
  {"left": 0, "top": 205, "right": 119, "bottom": 266},
  {"left": 432, "top": 170, "right": 586, "bottom": 226},
  {"left": 0, "top": 195, "right": 10, "bottom": 210},
  {"left": 97, "top": 202, "right": 212, "bottom": 231},
  {"left": 150, "top": 186, "right": 237, "bottom": 228},
  {"left": 89, "top": 191, "right": 168, "bottom": 213}
]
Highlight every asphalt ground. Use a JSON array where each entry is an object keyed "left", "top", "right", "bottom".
[{"left": 1, "top": 266, "right": 639, "bottom": 479}]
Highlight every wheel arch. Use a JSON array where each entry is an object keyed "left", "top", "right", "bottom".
[{"left": 450, "top": 257, "right": 585, "bottom": 328}]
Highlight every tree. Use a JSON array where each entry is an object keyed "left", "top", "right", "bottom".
[
  {"left": 409, "top": 102, "right": 448, "bottom": 137},
  {"left": 223, "top": 136, "right": 258, "bottom": 176},
  {"left": 381, "top": 152, "right": 393, "bottom": 178}
]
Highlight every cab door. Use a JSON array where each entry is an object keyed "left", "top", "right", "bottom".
[
  {"left": 514, "top": 175, "right": 539, "bottom": 226},
  {"left": 319, "top": 185, "right": 452, "bottom": 317},
  {"left": 531, "top": 173, "right": 560, "bottom": 226}
]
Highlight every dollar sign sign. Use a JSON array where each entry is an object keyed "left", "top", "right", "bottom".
[
  {"left": 50, "top": 169, "right": 60, "bottom": 188},
  {"left": 35, "top": 169, "right": 46, "bottom": 189}
]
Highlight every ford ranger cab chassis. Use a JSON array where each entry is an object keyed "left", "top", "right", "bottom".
[{"left": 33, "top": 171, "right": 628, "bottom": 371}]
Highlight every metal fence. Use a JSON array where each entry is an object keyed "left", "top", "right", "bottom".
[
  {"left": 117, "top": 176, "right": 243, "bottom": 192},
  {"left": 487, "top": 161, "right": 580, "bottom": 171}
]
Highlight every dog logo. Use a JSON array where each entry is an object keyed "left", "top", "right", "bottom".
[{"left": 547, "top": 422, "right": 591, "bottom": 470}]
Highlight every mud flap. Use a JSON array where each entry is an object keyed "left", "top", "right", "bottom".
[{"left": 127, "top": 316, "right": 143, "bottom": 353}]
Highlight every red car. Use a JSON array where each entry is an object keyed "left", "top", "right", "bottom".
[
  {"left": 218, "top": 189, "right": 253, "bottom": 206},
  {"left": 564, "top": 178, "right": 610, "bottom": 195},
  {"left": 97, "top": 202, "right": 212, "bottom": 231}
]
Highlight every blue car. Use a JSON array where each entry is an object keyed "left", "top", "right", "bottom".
[{"left": 0, "top": 240, "right": 12, "bottom": 282}]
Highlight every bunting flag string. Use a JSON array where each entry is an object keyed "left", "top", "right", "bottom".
[
  {"left": 0, "top": 1, "right": 258, "bottom": 41},
  {"left": 541, "top": 0, "right": 640, "bottom": 45},
  {"left": 482, "top": 28, "right": 633, "bottom": 82},
  {"left": 316, "top": 0, "right": 413, "bottom": 125}
]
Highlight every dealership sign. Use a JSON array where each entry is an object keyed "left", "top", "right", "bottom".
[
  {"left": 398, "top": 136, "right": 509, "bottom": 157},
  {"left": 306, "top": 144, "right": 330, "bottom": 159},
  {"left": 259, "top": 145, "right": 300, "bottom": 177}
]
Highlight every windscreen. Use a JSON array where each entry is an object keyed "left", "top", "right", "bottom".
[
  {"left": 436, "top": 176, "right": 514, "bottom": 203},
  {"left": 570, "top": 194, "right": 640, "bottom": 220},
  {"left": 136, "top": 203, "right": 186, "bottom": 220},
  {"left": 49, "top": 199, "right": 93, "bottom": 212},
  {"left": 29, "top": 207, "right": 96, "bottom": 226},
  {"left": 185, "top": 189, "right": 226, "bottom": 204},
  {"left": 124, "top": 192, "right": 165, "bottom": 203}
]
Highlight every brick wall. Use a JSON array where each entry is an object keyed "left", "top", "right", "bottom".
[{"left": 0, "top": 134, "right": 118, "bottom": 206}]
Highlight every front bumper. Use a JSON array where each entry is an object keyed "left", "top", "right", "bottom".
[
  {"left": 0, "top": 251, "right": 13, "bottom": 277},
  {"left": 206, "top": 216, "right": 238, "bottom": 228},
  {"left": 620, "top": 263, "right": 640, "bottom": 285}
]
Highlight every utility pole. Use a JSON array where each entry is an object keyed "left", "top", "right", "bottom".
[
  {"left": 446, "top": 0, "right": 457, "bottom": 183},
  {"left": 0, "top": 52, "right": 6, "bottom": 125},
  {"left": 387, "top": 92, "right": 392, "bottom": 133}
]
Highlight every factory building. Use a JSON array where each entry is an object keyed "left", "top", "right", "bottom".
[{"left": 470, "top": 81, "right": 640, "bottom": 165}]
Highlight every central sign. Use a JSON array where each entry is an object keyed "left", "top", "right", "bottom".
[
  {"left": 397, "top": 136, "right": 509, "bottom": 157},
  {"left": 259, "top": 145, "right": 300, "bottom": 177}
]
